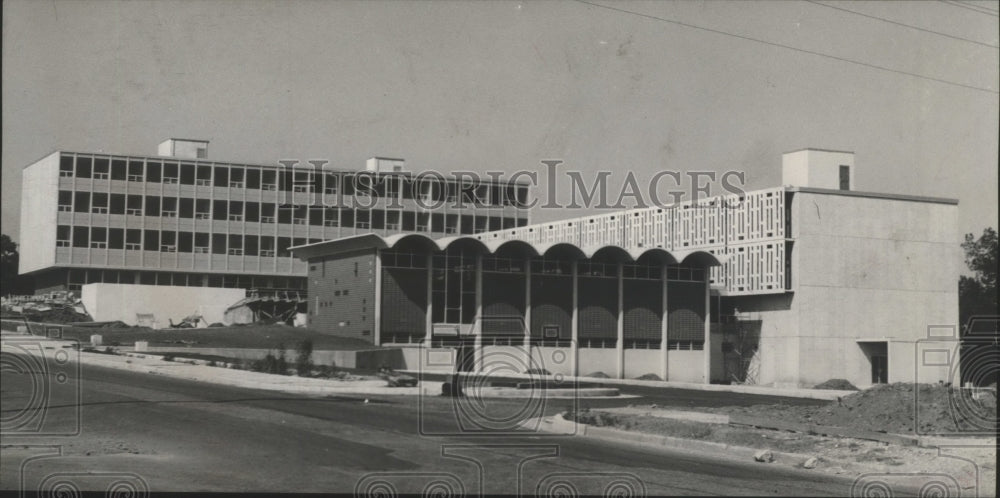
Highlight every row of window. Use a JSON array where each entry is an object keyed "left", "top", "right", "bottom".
[
  {"left": 61, "top": 268, "right": 306, "bottom": 292},
  {"left": 58, "top": 191, "right": 527, "bottom": 233},
  {"left": 59, "top": 154, "right": 530, "bottom": 207},
  {"left": 57, "top": 225, "right": 319, "bottom": 257}
]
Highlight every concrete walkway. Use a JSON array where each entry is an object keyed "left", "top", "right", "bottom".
[{"left": 1, "top": 333, "right": 440, "bottom": 396}]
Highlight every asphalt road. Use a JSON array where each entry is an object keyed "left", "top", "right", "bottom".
[{"left": 1, "top": 359, "right": 860, "bottom": 495}]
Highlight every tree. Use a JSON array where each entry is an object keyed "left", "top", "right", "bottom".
[
  {"left": 0, "top": 234, "right": 32, "bottom": 296},
  {"left": 959, "top": 227, "right": 998, "bottom": 330}
]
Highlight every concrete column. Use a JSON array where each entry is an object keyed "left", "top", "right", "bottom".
[
  {"left": 372, "top": 249, "right": 382, "bottom": 346},
  {"left": 616, "top": 263, "right": 625, "bottom": 379},
  {"left": 524, "top": 257, "right": 532, "bottom": 369},
  {"left": 474, "top": 253, "right": 484, "bottom": 372},
  {"left": 571, "top": 259, "right": 579, "bottom": 377},
  {"left": 424, "top": 252, "right": 433, "bottom": 347},
  {"left": 703, "top": 268, "right": 711, "bottom": 384},
  {"left": 661, "top": 264, "right": 669, "bottom": 381}
]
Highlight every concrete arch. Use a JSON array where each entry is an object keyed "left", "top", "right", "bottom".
[
  {"left": 585, "top": 244, "right": 634, "bottom": 262},
  {"left": 539, "top": 242, "right": 587, "bottom": 260},
  {"left": 677, "top": 250, "right": 726, "bottom": 267},
  {"left": 632, "top": 247, "right": 680, "bottom": 265},
  {"left": 384, "top": 233, "right": 441, "bottom": 252},
  {"left": 488, "top": 239, "right": 541, "bottom": 258},
  {"left": 438, "top": 235, "right": 491, "bottom": 254}
]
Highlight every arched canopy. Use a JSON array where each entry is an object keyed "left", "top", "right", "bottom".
[
  {"left": 586, "top": 245, "right": 634, "bottom": 263},
  {"left": 290, "top": 233, "right": 725, "bottom": 268},
  {"left": 677, "top": 250, "right": 727, "bottom": 267},
  {"left": 540, "top": 242, "right": 587, "bottom": 260},
  {"left": 634, "top": 247, "right": 680, "bottom": 266},
  {"left": 488, "top": 239, "right": 540, "bottom": 258}
]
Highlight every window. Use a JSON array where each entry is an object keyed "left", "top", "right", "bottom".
[
  {"left": 196, "top": 147, "right": 207, "bottom": 159},
  {"left": 110, "top": 194, "right": 125, "bottom": 215},
  {"left": 213, "top": 200, "right": 228, "bottom": 221},
  {"left": 195, "top": 199, "right": 211, "bottom": 219},
  {"left": 126, "top": 195, "right": 142, "bottom": 215},
  {"left": 73, "top": 192, "right": 90, "bottom": 213},
  {"left": 309, "top": 207, "right": 324, "bottom": 226},
  {"left": 196, "top": 166, "right": 212, "bottom": 186},
  {"left": 178, "top": 232, "right": 193, "bottom": 253},
  {"left": 245, "top": 235, "right": 258, "bottom": 256},
  {"left": 58, "top": 191, "right": 73, "bottom": 212},
  {"left": 355, "top": 210, "right": 370, "bottom": 229},
  {"left": 214, "top": 166, "right": 229, "bottom": 187},
  {"left": 128, "top": 160, "right": 143, "bottom": 182},
  {"left": 212, "top": 234, "right": 227, "bottom": 255},
  {"left": 228, "top": 201, "right": 244, "bottom": 221},
  {"left": 126, "top": 229, "right": 141, "bottom": 250},
  {"left": 246, "top": 168, "right": 261, "bottom": 189},
  {"left": 146, "top": 162, "right": 162, "bottom": 183},
  {"left": 76, "top": 156, "right": 92, "bottom": 178},
  {"left": 194, "top": 233, "right": 210, "bottom": 253},
  {"left": 143, "top": 230, "right": 159, "bottom": 251},
  {"left": 292, "top": 206, "right": 307, "bottom": 225},
  {"left": 179, "top": 198, "right": 194, "bottom": 218},
  {"left": 72, "top": 226, "right": 88, "bottom": 248},
  {"left": 160, "top": 231, "right": 177, "bottom": 252},
  {"left": 261, "top": 204, "right": 276, "bottom": 223},
  {"left": 245, "top": 202, "right": 260, "bottom": 222},
  {"left": 91, "top": 193, "right": 109, "bottom": 214},
  {"left": 60, "top": 156, "right": 74, "bottom": 177},
  {"left": 261, "top": 170, "right": 277, "bottom": 190},
  {"left": 92, "top": 158, "right": 109, "bottom": 179},
  {"left": 163, "top": 162, "right": 179, "bottom": 183},
  {"left": 839, "top": 165, "right": 850, "bottom": 191},
  {"left": 324, "top": 174, "right": 339, "bottom": 195},
  {"left": 180, "top": 163, "right": 195, "bottom": 185},
  {"left": 110, "top": 159, "right": 126, "bottom": 181},
  {"left": 229, "top": 168, "right": 245, "bottom": 188},
  {"left": 108, "top": 228, "right": 125, "bottom": 249},
  {"left": 56, "top": 225, "right": 71, "bottom": 247},
  {"left": 260, "top": 236, "right": 276, "bottom": 257},
  {"left": 228, "top": 235, "right": 243, "bottom": 255},
  {"left": 277, "top": 237, "right": 291, "bottom": 257},
  {"left": 145, "top": 196, "right": 160, "bottom": 217},
  {"left": 161, "top": 197, "right": 178, "bottom": 217}
]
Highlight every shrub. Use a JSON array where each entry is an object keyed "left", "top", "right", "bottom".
[{"left": 295, "top": 339, "right": 314, "bottom": 377}]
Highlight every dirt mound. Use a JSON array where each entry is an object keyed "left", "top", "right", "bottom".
[
  {"left": 722, "top": 383, "right": 997, "bottom": 435},
  {"left": 813, "top": 378, "right": 859, "bottom": 390},
  {"left": 635, "top": 373, "right": 663, "bottom": 381},
  {"left": 586, "top": 371, "right": 611, "bottom": 378}
]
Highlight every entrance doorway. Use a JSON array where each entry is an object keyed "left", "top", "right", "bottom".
[{"left": 859, "top": 341, "right": 889, "bottom": 385}]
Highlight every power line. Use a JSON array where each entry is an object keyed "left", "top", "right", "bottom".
[
  {"left": 571, "top": 0, "right": 998, "bottom": 95},
  {"left": 806, "top": 0, "right": 998, "bottom": 49},
  {"left": 940, "top": 0, "right": 1000, "bottom": 17}
]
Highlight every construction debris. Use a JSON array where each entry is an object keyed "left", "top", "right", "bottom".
[
  {"left": 1, "top": 292, "right": 92, "bottom": 323},
  {"left": 224, "top": 291, "right": 307, "bottom": 326}
]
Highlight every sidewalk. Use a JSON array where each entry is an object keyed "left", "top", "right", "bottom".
[
  {"left": 1, "top": 333, "right": 441, "bottom": 397},
  {"left": 528, "top": 410, "right": 994, "bottom": 495}
]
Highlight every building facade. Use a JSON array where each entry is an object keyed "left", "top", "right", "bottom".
[
  {"left": 293, "top": 149, "right": 961, "bottom": 389},
  {"left": 18, "top": 139, "right": 531, "bottom": 296}
]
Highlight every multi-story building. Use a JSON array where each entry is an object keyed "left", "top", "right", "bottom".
[
  {"left": 19, "top": 139, "right": 531, "bottom": 296},
  {"left": 293, "top": 149, "right": 960, "bottom": 389}
]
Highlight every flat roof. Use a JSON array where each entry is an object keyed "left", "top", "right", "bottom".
[
  {"left": 782, "top": 147, "right": 854, "bottom": 155},
  {"left": 26, "top": 150, "right": 532, "bottom": 185},
  {"left": 787, "top": 186, "right": 958, "bottom": 205},
  {"left": 162, "top": 138, "right": 210, "bottom": 143}
]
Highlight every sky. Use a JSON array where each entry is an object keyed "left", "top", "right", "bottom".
[{"left": 3, "top": 0, "right": 997, "bottom": 243}]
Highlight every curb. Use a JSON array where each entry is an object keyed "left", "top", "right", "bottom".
[
  {"left": 401, "top": 370, "right": 851, "bottom": 400},
  {"left": 1, "top": 337, "right": 440, "bottom": 397}
]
